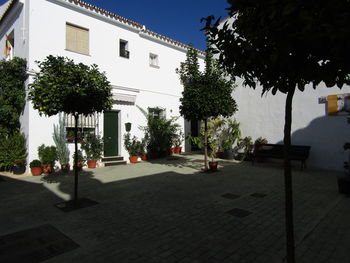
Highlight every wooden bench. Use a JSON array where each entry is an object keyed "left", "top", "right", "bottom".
[{"left": 252, "top": 143, "right": 311, "bottom": 170}]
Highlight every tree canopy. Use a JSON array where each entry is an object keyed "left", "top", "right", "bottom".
[
  {"left": 204, "top": 0, "right": 350, "bottom": 95},
  {"left": 0, "top": 57, "right": 27, "bottom": 136},
  {"left": 29, "top": 55, "right": 113, "bottom": 116},
  {"left": 177, "top": 46, "right": 237, "bottom": 121}
]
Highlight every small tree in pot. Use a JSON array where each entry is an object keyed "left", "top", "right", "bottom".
[
  {"left": 81, "top": 133, "right": 103, "bottom": 168},
  {"left": 38, "top": 144, "right": 57, "bottom": 174},
  {"left": 53, "top": 116, "right": 70, "bottom": 173},
  {"left": 124, "top": 133, "right": 143, "bottom": 163}
]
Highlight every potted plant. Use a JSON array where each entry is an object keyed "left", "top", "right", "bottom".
[
  {"left": 173, "top": 130, "right": 184, "bottom": 154},
  {"left": 13, "top": 159, "right": 26, "bottom": 175},
  {"left": 222, "top": 139, "right": 235, "bottom": 159},
  {"left": 53, "top": 116, "right": 70, "bottom": 173},
  {"left": 235, "top": 136, "right": 254, "bottom": 161},
  {"left": 38, "top": 144, "right": 57, "bottom": 174},
  {"left": 208, "top": 138, "right": 219, "bottom": 171},
  {"left": 124, "top": 133, "right": 142, "bottom": 163},
  {"left": 221, "top": 119, "right": 241, "bottom": 159},
  {"left": 139, "top": 137, "right": 148, "bottom": 161},
  {"left": 73, "top": 149, "right": 85, "bottom": 171},
  {"left": 6, "top": 132, "right": 27, "bottom": 174},
  {"left": 30, "top": 159, "right": 42, "bottom": 176},
  {"left": 81, "top": 133, "right": 103, "bottom": 168}
]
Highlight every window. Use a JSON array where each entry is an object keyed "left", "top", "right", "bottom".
[
  {"left": 149, "top": 53, "right": 159, "bottom": 68},
  {"left": 119, "top": 39, "right": 129, "bottom": 58},
  {"left": 64, "top": 113, "right": 96, "bottom": 142},
  {"left": 148, "top": 107, "right": 166, "bottom": 119},
  {"left": 66, "top": 23, "right": 89, "bottom": 55}
]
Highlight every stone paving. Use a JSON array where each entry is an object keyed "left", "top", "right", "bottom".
[{"left": 0, "top": 154, "right": 349, "bottom": 262}]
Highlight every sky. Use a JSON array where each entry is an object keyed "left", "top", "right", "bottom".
[{"left": 0, "top": 0, "right": 230, "bottom": 51}]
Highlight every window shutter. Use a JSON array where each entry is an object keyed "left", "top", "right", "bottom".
[{"left": 66, "top": 23, "right": 89, "bottom": 55}]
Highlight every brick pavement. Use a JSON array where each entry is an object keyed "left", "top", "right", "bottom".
[{"left": 0, "top": 154, "right": 349, "bottom": 262}]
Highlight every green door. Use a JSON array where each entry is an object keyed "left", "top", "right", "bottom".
[{"left": 104, "top": 111, "right": 119, "bottom": 156}]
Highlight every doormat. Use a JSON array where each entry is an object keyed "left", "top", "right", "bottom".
[
  {"left": 226, "top": 208, "right": 252, "bottom": 218},
  {"left": 222, "top": 193, "right": 240, "bottom": 199},
  {"left": 54, "top": 198, "right": 98, "bottom": 212},
  {"left": 0, "top": 224, "right": 79, "bottom": 262},
  {"left": 250, "top": 193, "right": 267, "bottom": 198}
]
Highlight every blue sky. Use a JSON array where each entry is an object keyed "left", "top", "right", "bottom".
[{"left": 1, "top": 0, "right": 230, "bottom": 51}]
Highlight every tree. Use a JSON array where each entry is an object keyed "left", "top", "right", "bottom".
[
  {"left": 0, "top": 57, "right": 27, "bottom": 136},
  {"left": 177, "top": 45, "right": 237, "bottom": 169},
  {"left": 29, "top": 55, "right": 113, "bottom": 202},
  {"left": 203, "top": 1, "right": 350, "bottom": 262}
]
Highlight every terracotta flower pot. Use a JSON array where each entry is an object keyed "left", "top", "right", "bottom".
[
  {"left": 129, "top": 155, "right": 139, "bottom": 163},
  {"left": 31, "top": 167, "right": 42, "bottom": 176},
  {"left": 87, "top": 160, "right": 97, "bottom": 168},
  {"left": 174, "top": 146, "right": 182, "bottom": 154},
  {"left": 42, "top": 164, "right": 53, "bottom": 174},
  {"left": 140, "top": 153, "right": 148, "bottom": 161},
  {"left": 74, "top": 162, "right": 84, "bottom": 171},
  {"left": 209, "top": 161, "right": 218, "bottom": 171},
  {"left": 168, "top": 147, "right": 175, "bottom": 156}
]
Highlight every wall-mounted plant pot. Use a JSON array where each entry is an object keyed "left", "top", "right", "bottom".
[
  {"left": 66, "top": 137, "right": 75, "bottom": 143},
  {"left": 129, "top": 155, "right": 139, "bottom": 163},
  {"left": 87, "top": 160, "right": 97, "bottom": 168},
  {"left": 31, "top": 167, "right": 42, "bottom": 176},
  {"left": 209, "top": 161, "right": 218, "bottom": 171},
  {"left": 125, "top": 122, "right": 132, "bottom": 132}
]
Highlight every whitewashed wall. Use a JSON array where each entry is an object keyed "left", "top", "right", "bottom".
[
  {"left": 234, "top": 78, "right": 350, "bottom": 171},
  {"left": 0, "top": 0, "right": 204, "bottom": 166}
]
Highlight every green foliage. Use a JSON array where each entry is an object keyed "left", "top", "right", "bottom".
[
  {"left": 177, "top": 47, "right": 237, "bottom": 121},
  {"left": 73, "top": 150, "right": 85, "bottom": 163},
  {"left": 53, "top": 115, "right": 70, "bottom": 164},
  {"left": 0, "top": 132, "right": 27, "bottom": 169},
  {"left": 29, "top": 55, "right": 113, "bottom": 116},
  {"left": 0, "top": 57, "right": 28, "bottom": 136},
  {"left": 172, "top": 129, "right": 184, "bottom": 147},
  {"left": 204, "top": 0, "right": 350, "bottom": 94},
  {"left": 221, "top": 119, "right": 241, "bottom": 150},
  {"left": 81, "top": 133, "right": 103, "bottom": 160},
  {"left": 236, "top": 136, "right": 254, "bottom": 160},
  {"left": 139, "top": 106, "right": 180, "bottom": 152},
  {"left": 37, "top": 144, "right": 57, "bottom": 165},
  {"left": 29, "top": 159, "right": 41, "bottom": 168},
  {"left": 123, "top": 133, "right": 143, "bottom": 156},
  {"left": 254, "top": 137, "right": 268, "bottom": 145}
]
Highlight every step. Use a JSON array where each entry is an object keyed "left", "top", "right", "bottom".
[
  {"left": 104, "top": 160, "right": 127, "bottom": 167},
  {"left": 101, "top": 156, "right": 124, "bottom": 162}
]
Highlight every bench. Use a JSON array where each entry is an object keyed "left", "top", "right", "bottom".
[{"left": 252, "top": 143, "right": 311, "bottom": 170}]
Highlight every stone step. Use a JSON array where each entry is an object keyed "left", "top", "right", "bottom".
[
  {"left": 104, "top": 160, "right": 127, "bottom": 167},
  {"left": 101, "top": 156, "right": 124, "bottom": 162}
]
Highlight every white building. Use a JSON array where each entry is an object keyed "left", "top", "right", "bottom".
[{"left": 0, "top": 0, "right": 205, "bottom": 168}]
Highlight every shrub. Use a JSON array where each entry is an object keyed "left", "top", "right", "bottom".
[
  {"left": 29, "top": 159, "right": 41, "bottom": 168},
  {"left": 81, "top": 133, "right": 103, "bottom": 160},
  {"left": 0, "top": 132, "right": 27, "bottom": 170},
  {"left": 124, "top": 133, "right": 143, "bottom": 156},
  {"left": 38, "top": 144, "right": 57, "bottom": 165}
]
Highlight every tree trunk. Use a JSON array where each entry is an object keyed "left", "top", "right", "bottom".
[
  {"left": 74, "top": 114, "right": 79, "bottom": 202},
  {"left": 204, "top": 119, "right": 208, "bottom": 170},
  {"left": 284, "top": 87, "right": 296, "bottom": 263}
]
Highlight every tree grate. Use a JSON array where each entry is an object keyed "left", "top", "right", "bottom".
[
  {"left": 0, "top": 224, "right": 79, "bottom": 262},
  {"left": 226, "top": 208, "right": 252, "bottom": 218},
  {"left": 54, "top": 197, "right": 98, "bottom": 212}
]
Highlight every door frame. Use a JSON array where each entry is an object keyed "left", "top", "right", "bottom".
[{"left": 103, "top": 110, "right": 120, "bottom": 157}]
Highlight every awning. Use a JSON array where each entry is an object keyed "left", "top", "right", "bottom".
[{"left": 112, "top": 93, "right": 136, "bottom": 103}]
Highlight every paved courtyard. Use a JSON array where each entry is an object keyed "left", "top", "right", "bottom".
[{"left": 0, "top": 154, "right": 349, "bottom": 263}]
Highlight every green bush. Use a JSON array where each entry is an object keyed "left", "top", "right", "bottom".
[
  {"left": 0, "top": 132, "right": 27, "bottom": 170},
  {"left": 29, "top": 159, "right": 41, "bottom": 168},
  {"left": 38, "top": 144, "right": 57, "bottom": 165},
  {"left": 81, "top": 133, "right": 103, "bottom": 160},
  {"left": 124, "top": 133, "right": 143, "bottom": 156}
]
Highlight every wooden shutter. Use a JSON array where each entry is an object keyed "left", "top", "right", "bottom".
[{"left": 66, "top": 23, "right": 89, "bottom": 55}]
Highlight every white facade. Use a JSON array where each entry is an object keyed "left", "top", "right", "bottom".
[
  {"left": 0, "top": 0, "right": 205, "bottom": 167},
  {"left": 233, "top": 71, "right": 350, "bottom": 172}
]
